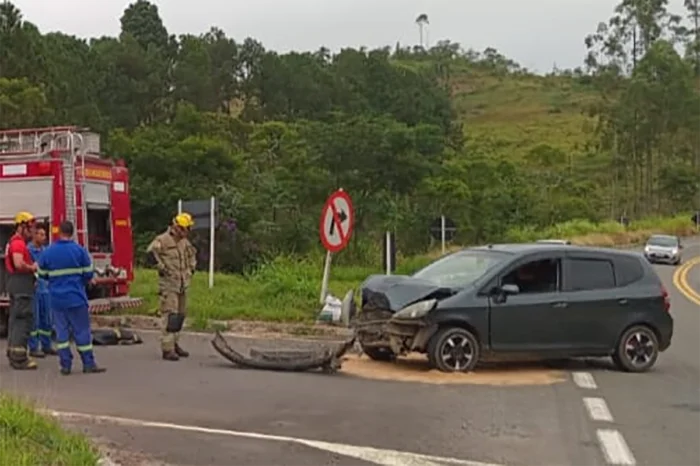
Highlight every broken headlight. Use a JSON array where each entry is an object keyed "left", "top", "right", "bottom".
[{"left": 393, "top": 299, "right": 437, "bottom": 319}]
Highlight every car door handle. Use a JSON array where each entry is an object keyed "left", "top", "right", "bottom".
[
  {"left": 618, "top": 298, "right": 628, "bottom": 305},
  {"left": 551, "top": 302, "right": 568, "bottom": 308}
]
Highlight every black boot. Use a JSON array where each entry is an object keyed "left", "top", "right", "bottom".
[
  {"left": 29, "top": 350, "right": 46, "bottom": 359},
  {"left": 8, "top": 348, "right": 38, "bottom": 370},
  {"left": 162, "top": 350, "right": 179, "bottom": 361},
  {"left": 175, "top": 344, "right": 189, "bottom": 358},
  {"left": 43, "top": 347, "right": 58, "bottom": 356},
  {"left": 10, "top": 358, "right": 38, "bottom": 370}
]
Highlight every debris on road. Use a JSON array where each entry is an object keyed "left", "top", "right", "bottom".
[
  {"left": 341, "top": 353, "right": 567, "bottom": 386},
  {"left": 92, "top": 328, "right": 143, "bottom": 346},
  {"left": 316, "top": 294, "right": 343, "bottom": 323},
  {"left": 211, "top": 331, "right": 355, "bottom": 373}
]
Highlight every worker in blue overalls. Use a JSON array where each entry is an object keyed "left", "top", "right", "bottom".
[
  {"left": 27, "top": 224, "right": 56, "bottom": 358},
  {"left": 37, "top": 220, "right": 106, "bottom": 375}
]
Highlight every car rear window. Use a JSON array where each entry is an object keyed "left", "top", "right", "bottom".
[
  {"left": 566, "top": 258, "right": 615, "bottom": 291},
  {"left": 613, "top": 256, "right": 645, "bottom": 286}
]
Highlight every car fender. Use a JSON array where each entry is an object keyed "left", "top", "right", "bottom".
[
  {"left": 426, "top": 308, "right": 489, "bottom": 350},
  {"left": 410, "top": 323, "right": 439, "bottom": 351},
  {"left": 615, "top": 313, "right": 668, "bottom": 347}
]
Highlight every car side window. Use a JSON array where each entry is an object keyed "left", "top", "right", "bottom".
[
  {"left": 500, "top": 258, "right": 560, "bottom": 294},
  {"left": 565, "top": 258, "right": 615, "bottom": 291},
  {"left": 614, "top": 256, "right": 644, "bottom": 287}
]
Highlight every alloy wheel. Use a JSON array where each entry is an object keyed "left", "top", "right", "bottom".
[
  {"left": 439, "top": 334, "right": 475, "bottom": 371},
  {"left": 624, "top": 331, "right": 656, "bottom": 368}
]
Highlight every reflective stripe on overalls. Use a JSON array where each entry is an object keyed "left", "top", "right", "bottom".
[{"left": 38, "top": 266, "right": 93, "bottom": 278}]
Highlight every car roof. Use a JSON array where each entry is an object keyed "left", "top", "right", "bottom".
[
  {"left": 469, "top": 243, "right": 642, "bottom": 258},
  {"left": 647, "top": 234, "right": 677, "bottom": 240}
]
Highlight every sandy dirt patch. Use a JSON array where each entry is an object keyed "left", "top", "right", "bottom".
[{"left": 340, "top": 353, "right": 567, "bottom": 386}]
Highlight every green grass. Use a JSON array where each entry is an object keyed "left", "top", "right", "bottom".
[
  {"left": 0, "top": 395, "right": 99, "bottom": 466},
  {"left": 453, "top": 71, "right": 599, "bottom": 157},
  {"left": 127, "top": 214, "right": 697, "bottom": 325},
  {"left": 130, "top": 258, "right": 391, "bottom": 325}
]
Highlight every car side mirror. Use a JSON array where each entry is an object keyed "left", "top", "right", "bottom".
[{"left": 501, "top": 284, "right": 520, "bottom": 295}]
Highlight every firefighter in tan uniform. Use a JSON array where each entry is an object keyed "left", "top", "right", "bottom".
[{"left": 146, "top": 213, "right": 197, "bottom": 361}]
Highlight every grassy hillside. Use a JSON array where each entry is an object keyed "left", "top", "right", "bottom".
[{"left": 452, "top": 68, "right": 599, "bottom": 157}]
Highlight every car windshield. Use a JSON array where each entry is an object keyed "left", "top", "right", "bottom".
[
  {"left": 412, "top": 249, "right": 510, "bottom": 288},
  {"left": 647, "top": 236, "right": 678, "bottom": 247}
]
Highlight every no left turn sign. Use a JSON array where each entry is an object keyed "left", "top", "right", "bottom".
[{"left": 319, "top": 189, "right": 354, "bottom": 253}]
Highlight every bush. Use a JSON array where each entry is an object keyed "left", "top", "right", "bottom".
[
  {"left": 0, "top": 395, "right": 99, "bottom": 466},
  {"left": 505, "top": 214, "right": 695, "bottom": 246}
]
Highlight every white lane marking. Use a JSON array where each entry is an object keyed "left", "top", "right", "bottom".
[
  {"left": 583, "top": 397, "right": 614, "bottom": 422},
  {"left": 47, "top": 410, "right": 502, "bottom": 466},
  {"left": 572, "top": 372, "right": 597, "bottom": 389},
  {"left": 597, "top": 429, "right": 636, "bottom": 465}
]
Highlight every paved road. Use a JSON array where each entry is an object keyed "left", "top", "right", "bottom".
[
  {"left": 585, "top": 251, "right": 700, "bottom": 466},
  {"left": 0, "top": 244, "right": 699, "bottom": 466}
]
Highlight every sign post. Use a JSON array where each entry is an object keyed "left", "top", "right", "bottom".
[
  {"left": 177, "top": 197, "right": 218, "bottom": 289},
  {"left": 209, "top": 196, "right": 215, "bottom": 289},
  {"left": 383, "top": 231, "right": 395, "bottom": 275},
  {"left": 319, "top": 189, "right": 354, "bottom": 304},
  {"left": 429, "top": 216, "right": 457, "bottom": 254}
]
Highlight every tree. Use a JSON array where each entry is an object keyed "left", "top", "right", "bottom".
[
  {"left": 683, "top": 0, "right": 700, "bottom": 74},
  {"left": 120, "top": 0, "right": 170, "bottom": 51},
  {"left": 0, "top": 0, "right": 698, "bottom": 269},
  {"left": 0, "top": 77, "right": 50, "bottom": 127},
  {"left": 415, "top": 14, "right": 429, "bottom": 49}
]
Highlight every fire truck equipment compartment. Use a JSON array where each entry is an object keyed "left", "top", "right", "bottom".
[{"left": 0, "top": 178, "right": 53, "bottom": 219}]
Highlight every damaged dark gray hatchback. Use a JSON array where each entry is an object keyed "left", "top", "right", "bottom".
[{"left": 349, "top": 243, "right": 673, "bottom": 373}]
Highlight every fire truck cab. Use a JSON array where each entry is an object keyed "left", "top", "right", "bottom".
[{"left": 0, "top": 126, "right": 143, "bottom": 337}]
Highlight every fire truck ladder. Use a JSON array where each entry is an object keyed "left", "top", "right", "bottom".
[{"left": 63, "top": 132, "right": 87, "bottom": 241}]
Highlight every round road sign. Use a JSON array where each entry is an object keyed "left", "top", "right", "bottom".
[{"left": 320, "top": 189, "right": 354, "bottom": 253}]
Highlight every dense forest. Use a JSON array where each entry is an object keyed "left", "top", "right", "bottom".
[{"left": 1, "top": 0, "right": 699, "bottom": 271}]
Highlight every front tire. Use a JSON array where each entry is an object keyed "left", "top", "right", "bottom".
[
  {"left": 427, "top": 327, "right": 480, "bottom": 373},
  {"left": 613, "top": 325, "right": 659, "bottom": 373}
]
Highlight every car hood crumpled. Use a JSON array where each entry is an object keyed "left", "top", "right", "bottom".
[{"left": 359, "top": 274, "right": 455, "bottom": 312}]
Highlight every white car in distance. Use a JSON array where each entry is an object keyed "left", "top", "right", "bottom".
[{"left": 644, "top": 234, "right": 683, "bottom": 266}]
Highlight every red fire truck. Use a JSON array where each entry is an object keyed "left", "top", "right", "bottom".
[{"left": 0, "top": 126, "right": 143, "bottom": 337}]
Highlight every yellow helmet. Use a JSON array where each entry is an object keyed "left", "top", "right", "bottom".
[
  {"left": 14, "top": 211, "right": 35, "bottom": 225},
  {"left": 173, "top": 212, "right": 194, "bottom": 228}
]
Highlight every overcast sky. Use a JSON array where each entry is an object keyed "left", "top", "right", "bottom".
[{"left": 11, "top": 0, "right": 690, "bottom": 73}]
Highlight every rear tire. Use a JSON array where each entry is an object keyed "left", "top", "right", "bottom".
[
  {"left": 427, "top": 327, "right": 480, "bottom": 373},
  {"left": 613, "top": 325, "right": 659, "bottom": 373},
  {"left": 360, "top": 345, "right": 396, "bottom": 362}
]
